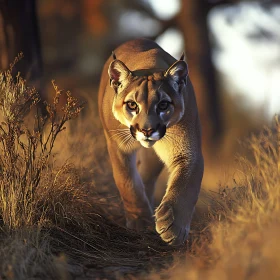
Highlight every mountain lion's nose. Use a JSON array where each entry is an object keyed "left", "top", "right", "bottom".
[{"left": 140, "top": 128, "right": 155, "bottom": 137}]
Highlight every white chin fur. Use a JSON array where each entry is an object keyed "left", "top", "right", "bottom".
[{"left": 140, "top": 140, "right": 156, "bottom": 148}]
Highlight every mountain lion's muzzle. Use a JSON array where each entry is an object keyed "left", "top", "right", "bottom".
[{"left": 130, "top": 123, "right": 166, "bottom": 148}]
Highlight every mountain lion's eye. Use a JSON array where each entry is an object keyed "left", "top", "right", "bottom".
[
  {"left": 126, "top": 101, "right": 138, "bottom": 111},
  {"left": 158, "top": 101, "right": 170, "bottom": 111}
]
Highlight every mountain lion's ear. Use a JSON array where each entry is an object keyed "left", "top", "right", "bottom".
[
  {"left": 108, "top": 59, "right": 132, "bottom": 93},
  {"left": 179, "top": 52, "right": 185, "bottom": 61},
  {"left": 165, "top": 60, "right": 188, "bottom": 84}
]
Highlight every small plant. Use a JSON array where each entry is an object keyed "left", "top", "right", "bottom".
[
  {"left": 217, "top": 115, "right": 280, "bottom": 217},
  {"left": 0, "top": 68, "right": 84, "bottom": 229}
]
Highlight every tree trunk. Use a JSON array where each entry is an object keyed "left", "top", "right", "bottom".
[
  {"left": 0, "top": 0, "right": 42, "bottom": 85},
  {"left": 178, "top": 0, "right": 224, "bottom": 148}
]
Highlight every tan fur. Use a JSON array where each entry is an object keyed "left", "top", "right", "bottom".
[{"left": 98, "top": 38, "right": 204, "bottom": 245}]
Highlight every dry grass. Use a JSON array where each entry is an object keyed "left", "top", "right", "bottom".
[
  {"left": 0, "top": 68, "right": 174, "bottom": 279},
  {"left": 154, "top": 116, "right": 280, "bottom": 279},
  {"left": 0, "top": 67, "right": 279, "bottom": 279}
]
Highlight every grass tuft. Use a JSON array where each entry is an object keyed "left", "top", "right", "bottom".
[
  {"left": 0, "top": 70, "right": 85, "bottom": 230},
  {"left": 160, "top": 115, "right": 280, "bottom": 279}
]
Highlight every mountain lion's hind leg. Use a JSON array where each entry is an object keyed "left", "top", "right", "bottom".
[{"left": 137, "top": 148, "right": 164, "bottom": 208}]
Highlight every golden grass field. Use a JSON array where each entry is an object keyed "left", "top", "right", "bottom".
[{"left": 0, "top": 67, "right": 279, "bottom": 279}]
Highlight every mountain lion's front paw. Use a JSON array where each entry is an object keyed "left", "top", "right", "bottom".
[{"left": 155, "top": 201, "right": 190, "bottom": 245}]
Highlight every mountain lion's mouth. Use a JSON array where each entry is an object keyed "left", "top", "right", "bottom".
[
  {"left": 139, "top": 139, "right": 156, "bottom": 148},
  {"left": 130, "top": 124, "right": 166, "bottom": 148},
  {"left": 143, "top": 139, "right": 154, "bottom": 143}
]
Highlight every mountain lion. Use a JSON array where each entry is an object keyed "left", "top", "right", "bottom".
[{"left": 98, "top": 38, "right": 204, "bottom": 245}]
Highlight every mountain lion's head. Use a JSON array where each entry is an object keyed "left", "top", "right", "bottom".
[{"left": 108, "top": 57, "right": 188, "bottom": 148}]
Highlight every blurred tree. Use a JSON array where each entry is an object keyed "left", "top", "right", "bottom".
[
  {"left": 148, "top": 0, "right": 238, "bottom": 147},
  {"left": 0, "top": 0, "right": 42, "bottom": 86},
  {"left": 83, "top": 0, "right": 108, "bottom": 36},
  {"left": 0, "top": 0, "right": 247, "bottom": 146},
  {"left": 177, "top": 0, "right": 238, "bottom": 145}
]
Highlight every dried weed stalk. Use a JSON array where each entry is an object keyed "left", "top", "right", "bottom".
[{"left": 0, "top": 70, "right": 84, "bottom": 229}]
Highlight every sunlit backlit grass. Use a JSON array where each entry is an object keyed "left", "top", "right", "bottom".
[{"left": 0, "top": 66, "right": 279, "bottom": 279}]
